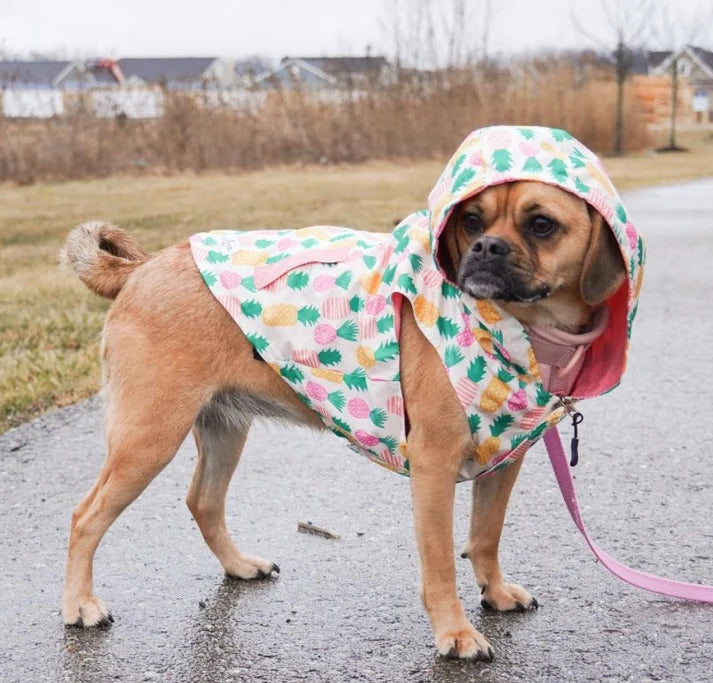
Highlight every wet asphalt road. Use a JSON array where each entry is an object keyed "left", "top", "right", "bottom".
[{"left": 2, "top": 179, "right": 713, "bottom": 682}]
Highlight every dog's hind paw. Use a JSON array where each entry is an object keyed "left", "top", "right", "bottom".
[
  {"left": 436, "top": 624, "right": 493, "bottom": 661},
  {"left": 480, "top": 582, "right": 538, "bottom": 613},
  {"left": 63, "top": 595, "right": 113, "bottom": 628}
]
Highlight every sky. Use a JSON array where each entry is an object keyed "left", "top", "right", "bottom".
[{"left": 1, "top": 0, "right": 711, "bottom": 64}]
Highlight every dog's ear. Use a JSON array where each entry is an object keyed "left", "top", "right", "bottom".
[{"left": 579, "top": 208, "right": 627, "bottom": 306}]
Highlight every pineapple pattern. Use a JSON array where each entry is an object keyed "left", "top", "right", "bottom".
[{"left": 190, "top": 126, "right": 643, "bottom": 481}]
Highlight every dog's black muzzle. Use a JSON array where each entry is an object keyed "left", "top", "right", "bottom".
[{"left": 458, "top": 237, "right": 550, "bottom": 303}]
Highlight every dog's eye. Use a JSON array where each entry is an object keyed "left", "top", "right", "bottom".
[
  {"left": 529, "top": 216, "right": 557, "bottom": 238},
  {"left": 462, "top": 213, "right": 483, "bottom": 233}
]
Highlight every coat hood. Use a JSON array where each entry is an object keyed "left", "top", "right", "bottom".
[{"left": 426, "top": 125, "right": 645, "bottom": 399}]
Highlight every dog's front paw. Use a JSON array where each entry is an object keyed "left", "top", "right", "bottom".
[
  {"left": 435, "top": 623, "right": 493, "bottom": 661},
  {"left": 224, "top": 554, "right": 280, "bottom": 581},
  {"left": 63, "top": 595, "right": 113, "bottom": 628},
  {"left": 480, "top": 582, "right": 538, "bottom": 612}
]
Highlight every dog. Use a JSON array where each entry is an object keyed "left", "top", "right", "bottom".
[{"left": 60, "top": 126, "right": 640, "bottom": 661}]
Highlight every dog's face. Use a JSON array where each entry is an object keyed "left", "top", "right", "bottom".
[{"left": 440, "top": 181, "right": 626, "bottom": 329}]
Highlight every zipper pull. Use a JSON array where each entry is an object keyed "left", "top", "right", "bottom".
[{"left": 569, "top": 410, "right": 584, "bottom": 467}]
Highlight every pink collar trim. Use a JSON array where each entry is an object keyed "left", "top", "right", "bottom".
[{"left": 526, "top": 307, "right": 609, "bottom": 396}]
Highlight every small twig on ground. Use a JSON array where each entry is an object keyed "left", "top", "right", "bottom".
[{"left": 297, "top": 521, "right": 340, "bottom": 540}]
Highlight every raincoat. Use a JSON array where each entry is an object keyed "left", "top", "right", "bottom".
[{"left": 190, "top": 125, "right": 644, "bottom": 481}]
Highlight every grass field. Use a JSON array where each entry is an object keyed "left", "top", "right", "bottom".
[{"left": 2, "top": 130, "right": 713, "bottom": 433}]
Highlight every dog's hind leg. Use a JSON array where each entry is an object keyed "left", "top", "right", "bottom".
[
  {"left": 463, "top": 456, "right": 538, "bottom": 612},
  {"left": 62, "top": 382, "right": 203, "bottom": 628},
  {"left": 187, "top": 403, "right": 278, "bottom": 580}
]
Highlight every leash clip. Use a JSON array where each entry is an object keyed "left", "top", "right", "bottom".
[
  {"left": 569, "top": 411, "right": 584, "bottom": 467},
  {"left": 556, "top": 398, "right": 583, "bottom": 467}
]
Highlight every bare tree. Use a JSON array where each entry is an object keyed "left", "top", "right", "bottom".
[
  {"left": 571, "top": 0, "right": 656, "bottom": 156},
  {"left": 381, "top": 0, "right": 433, "bottom": 71},
  {"left": 381, "top": 0, "right": 497, "bottom": 70},
  {"left": 652, "top": 0, "right": 713, "bottom": 150}
]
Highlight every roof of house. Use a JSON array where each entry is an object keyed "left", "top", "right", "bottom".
[
  {"left": 255, "top": 58, "right": 337, "bottom": 88},
  {"left": 84, "top": 63, "right": 121, "bottom": 85},
  {"left": 645, "top": 45, "right": 713, "bottom": 77},
  {"left": 0, "top": 60, "right": 72, "bottom": 87},
  {"left": 282, "top": 56, "right": 388, "bottom": 76},
  {"left": 116, "top": 57, "right": 218, "bottom": 84},
  {"left": 690, "top": 45, "right": 713, "bottom": 72},
  {"left": 234, "top": 58, "right": 270, "bottom": 78},
  {"left": 647, "top": 50, "right": 672, "bottom": 68}
]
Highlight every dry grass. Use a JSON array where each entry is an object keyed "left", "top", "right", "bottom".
[
  {"left": 599, "top": 129, "right": 713, "bottom": 191},
  {"left": 0, "top": 162, "right": 438, "bottom": 433},
  {"left": 2, "top": 132, "right": 713, "bottom": 433},
  {"left": 0, "top": 59, "right": 651, "bottom": 184}
]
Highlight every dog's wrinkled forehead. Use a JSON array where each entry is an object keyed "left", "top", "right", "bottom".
[{"left": 458, "top": 181, "right": 590, "bottom": 228}]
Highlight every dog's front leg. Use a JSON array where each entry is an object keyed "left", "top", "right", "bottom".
[
  {"left": 410, "top": 460, "right": 493, "bottom": 661},
  {"left": 399, "top": 300, "right": 492, "bottom": 659},
  {"left": 463, "top": 456, "right": 538, "bottom": 612}
]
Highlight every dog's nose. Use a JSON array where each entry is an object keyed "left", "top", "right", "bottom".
[{"left": 472, "top": 236, "right": 510, "bottom": 261}]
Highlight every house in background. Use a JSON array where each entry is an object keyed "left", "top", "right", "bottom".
[
  {"left": 651, "top": 46, "right": 713, "bottom": 124},
  {"left": 92, "top": 57, "right": 239, "bottom": 118},
  {"left": 631, "top": 45, "right": 713, "bottom": 127},
  {"left": 0, "top": 59, "right": 125, "bottom": 117},
  {"left": 0, "top": 61, "right": 72, "bottom": 117},
  {"left": 89, "top": 58, "right": 157, "bottom": 119},
  {"left": 233, "top": 57, "right": 272, "bottom": 88},
  {"left": 256, "top": 56, "right": 338, "bottom": 91},
  {"left": 256, "top": 54, "right": 391, "bottom": 95},
  {"left": 295, "top": 55, "right": 391, "bottom": 88},
  {"left": 0, "top": 56, "right": 266, "bottom": 119},
  {"left": 200, "top": 57, "right": 270, "bottom": 111}
]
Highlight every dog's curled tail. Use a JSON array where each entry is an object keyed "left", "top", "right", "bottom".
[{"left": 62, "top": 221, "right": 150, "bottom": 299}]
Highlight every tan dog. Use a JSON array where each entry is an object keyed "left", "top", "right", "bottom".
[{"left": 61, "top": 181, "right": 625, "bottom": 660}]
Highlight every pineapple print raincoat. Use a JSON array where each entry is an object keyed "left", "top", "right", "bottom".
[{"left": 190, "top": 126, "right": 644, "bottom": 481}]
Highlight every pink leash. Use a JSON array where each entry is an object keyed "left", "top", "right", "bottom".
[{"left": 544, "top": 427, "right": 713, "bottom": 603}]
